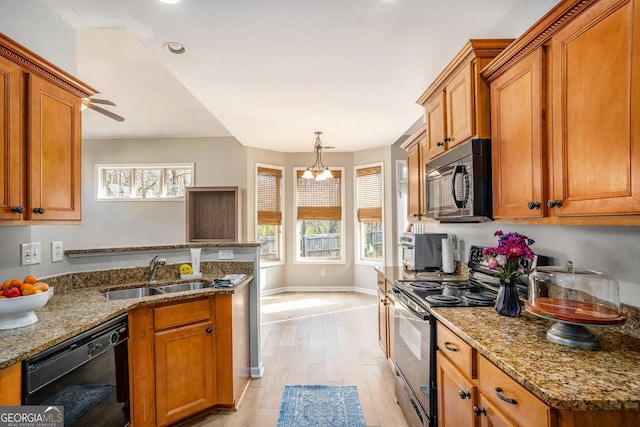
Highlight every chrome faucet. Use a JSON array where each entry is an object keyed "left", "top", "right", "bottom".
[{"left": 148, "top": 256, "right": 166, "bottom": 284}]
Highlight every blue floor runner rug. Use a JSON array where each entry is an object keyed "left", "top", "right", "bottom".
[{"left": 277, "top": 385, "right": 366, "bottom": 427}]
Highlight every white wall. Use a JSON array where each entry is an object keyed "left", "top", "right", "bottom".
[
  {"left": 80, "top": 137, "right": 247, "bottom": 248},
  {"left": 0, "top": 0, "right": 77, "bottom": 74}
]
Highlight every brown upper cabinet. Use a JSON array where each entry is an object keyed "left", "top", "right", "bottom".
[
  {"left": 0, "top": 33, "right": 96, "bottom": 223},
  {"left": 417, "top": 39, "right": 514, "bottom": 161},
  {"left": 400, "top": 125, "right": 427, "bottom": 220},
  {"left": 483, "top": 0, "right": 640, "bottom": 224}
]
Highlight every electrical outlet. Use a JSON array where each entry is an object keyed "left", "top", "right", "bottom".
[
  {"left": 320, "top": 268, "right": 326, "bottom": 276},
  {"left": 20, "top": 242, "right": 41, "bottom": 266},
  {"left": 219, "top": 249, "right": 234, "bottom": 260},
  {"left": 52, "top": 241, "right": 64, "bottom": 263}
]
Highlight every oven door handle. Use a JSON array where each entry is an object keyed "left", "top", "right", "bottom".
[
  {"left": 391, "top": 289, "right": 430, "bottom": 319},
  {"left": 451, "top": 164, "right": 470, "bottom": 209}
]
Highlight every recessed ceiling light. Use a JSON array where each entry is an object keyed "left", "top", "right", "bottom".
[
  {"left": 163, "top": 42, "right": 187, "bottom": 54},
  {"left": 158, "top": 0, "right": 181, "bottom": 4}
]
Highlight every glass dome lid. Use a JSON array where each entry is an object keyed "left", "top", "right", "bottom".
[{"left": 525, "top": 261, "right": 626, "bottom": 349}]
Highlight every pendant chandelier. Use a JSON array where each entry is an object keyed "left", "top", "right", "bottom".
[{"left": 302, "top": 131, "right": 333, "bottom": 180}]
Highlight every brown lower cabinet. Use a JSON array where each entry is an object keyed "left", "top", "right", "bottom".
[
  {"left": 436, "top": 321, "right": 640, "bottom": 427},
  {"left": 129, "top": 290, "right": 250, "bottom": 427}
]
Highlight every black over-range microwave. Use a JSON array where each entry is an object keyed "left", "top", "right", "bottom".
[{"left": 424, "top": 139, "right": 492, "bottom": 222}]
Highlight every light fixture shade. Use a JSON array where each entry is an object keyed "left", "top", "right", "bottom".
[{"left": 304, "top": 131, "right": 333, "bottom": 180}]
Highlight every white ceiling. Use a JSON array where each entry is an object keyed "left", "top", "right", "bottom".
[{"left": 41, "top": 0, "right": 557, "bottom": 152}]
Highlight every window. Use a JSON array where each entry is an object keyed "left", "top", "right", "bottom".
[
  {"left": 97, "top": 164, "right": 193, "bottom": 200},
  {"left": 355, "top": 163, "right": 383, "bottom": 263},
  {"left": 256, "top": 165, "right": 284, "bottom": 263},
  {"left": 295, "top": 168, "right": 344, "bottom": 262}
]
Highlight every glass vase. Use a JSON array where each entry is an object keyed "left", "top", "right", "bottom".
[{"left": 495, "top": 278, "right": 522, "bottom": 317}]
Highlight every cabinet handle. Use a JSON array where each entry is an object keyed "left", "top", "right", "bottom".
[
  {"left": 495, "top": 387, "right": 517, "bottom": 405},
  {"left": 206, "top": 327, "right": 212, "bottom": 333},
  {"left": 527, "top": 201, "right": 540, "bottom": 210},
  {"left": 33, "top": 207, "right": 45, "bottom": 214},
  {"left": 458, "top": 390, "right": 471, "bottom": 400},
  {"left": 444, "top": 137, "right": 451, "bottom": 143},
  {"left": 436, "top": 141, "right": 444, "bottom": 147},
  {"left": 473, "top": 406, "right": 487, "bottom": 416},
  {"left": 412, "top": 212, "right": 421, "bottom": 217},
  {"left": 546, "top": 199, "right": 563, "bottom": 208},
  {"left": 10, "top": 206, "right": 25, "bottom": 214},
  {"left": 443, "top": 342, "right": 458, "bottom": 352}
]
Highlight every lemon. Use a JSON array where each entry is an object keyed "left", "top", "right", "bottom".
[{"left": 180, "top": 264, "right": 193, "bottom": 275}]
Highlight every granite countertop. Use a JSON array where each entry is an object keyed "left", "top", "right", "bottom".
[
  {"left": 376, "top": 266, "right": 640, "bottom": 412},
  {"left": 65, "top": 242, "right": 260, "bottom": 257},
  {"left": 0, "top": 275, "right": 252, "bottom": 370},
  {"left": 375, "top": 265, "right": 468, "bottom": 282},
  {"left": 432, "top": 307, "right": 640, "bottom": 411}
]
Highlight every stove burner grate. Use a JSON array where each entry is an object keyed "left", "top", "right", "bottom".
[
  {"left": 443, "top": 281, "right": 470, "bottom": 290},
  {"left": 463, "top": 291, "right": 497, "bottom": 305},
  {"left": 425, "top": 294, "right": 462, "bottom": 305},
  {"left": 407, "top": 281, "right": 444, "bottom": 291}
]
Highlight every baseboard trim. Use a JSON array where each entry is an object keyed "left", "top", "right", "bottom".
[{"left": 261, "top": 286, "right": 376, "bottom": 296}]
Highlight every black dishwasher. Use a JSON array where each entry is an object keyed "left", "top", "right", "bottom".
[{"left": 23, "top": 313, "right": 130, "bottom": 427}]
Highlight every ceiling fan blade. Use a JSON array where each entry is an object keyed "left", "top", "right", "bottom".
[
  {"left": 85, "top": 103, "right": 125, "bottom": 122},
  {"left": 86, "top": 98, "right": 116, "bottom": 106}
]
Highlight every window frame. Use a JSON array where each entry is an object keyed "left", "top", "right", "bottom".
[
  {"left": 95, "top": 163, "right": 194, "bottom": 201},
  {"left": 354, "top": 162, "right": 384, "bottom": 266},
  {"left": 255, "top": 163, "right": 285, "bottom": 266},
  {"left": 294, "top": 166, "right": 346, "bottom": 265}
]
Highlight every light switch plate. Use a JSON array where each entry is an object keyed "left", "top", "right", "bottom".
[
  {"left": 219, "top": 249, "right": 234, "bottom": 260},
  {"left": 20, "top": 242, "right": 41, "bottom": 265}
]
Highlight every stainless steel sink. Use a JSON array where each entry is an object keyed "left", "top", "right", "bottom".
[
  {"left": 155, "top": 281, "right": 210, "bottom": 293},
  {"left": 102, "top": 287, "right": 164, "bottom": 300},
  {"left": 102, "top": 281, "right": 212, "bottom": 300}
]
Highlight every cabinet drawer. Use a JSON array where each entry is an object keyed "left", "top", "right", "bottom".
[
  {"left": 477, "top": 355, "right": 551, "bottom": 427},
  {"left": 437, "top": 323, "right": 474, "bottom": 378},
  {"left": 154, "top": 298, "right": 212, "bottom": 330}
]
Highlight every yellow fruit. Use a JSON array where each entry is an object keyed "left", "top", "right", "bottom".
[
  {"left": 179, "top": 264, "right": 193, "bottom": 275},
  {"left": 34, "top": 282, "right": 49, "bottom": 292},
  {"left": 35, "top": 290, "right": 43, "bottom": 294}
]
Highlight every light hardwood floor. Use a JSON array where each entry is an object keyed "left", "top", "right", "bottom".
[{"left": 188, "top": 291, "right": 409, "bottom": 427}]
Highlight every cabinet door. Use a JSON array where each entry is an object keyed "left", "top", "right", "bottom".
[
  {"left": 425, "top": 92, "right": 447, "bottom": 159},
  {"left": 437, "top": 352, "right": 477, "bottom": 427},
  {"left": 550, "top": 0, "right": 640, "bottom": 216},
  {"left": 490, "top": 48, "right": 546, "bottom": 218},
  {"left": 0, "top": 57, "right": 22, "bottom": 220},
  {"left": 446, "top": 63, "right": 474, "bottom": 148},
  {"left": 406, "top": 140, "right": 423, "bottom": 219},
  {"left": 155, "top": 320, "right": 215, "bottom": 426},
  {"left": 27, "top": 73, "right": 82, "bottom": 221},
  {"left": 377, "top": 287, "right": 389, "bottom": 358},
  {"left": 476, "top": 394, "right": 516, "bottom": 427}
]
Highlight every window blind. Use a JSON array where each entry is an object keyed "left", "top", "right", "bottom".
[
  {"left": 257, "top": 166, "right": 282, "bottom": 225},
  {"left": 296, "top": 170, "right": 342, "bottom": 221},
  {"left": 356, "top": 165, "right": 382, "bottom": 222}
]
